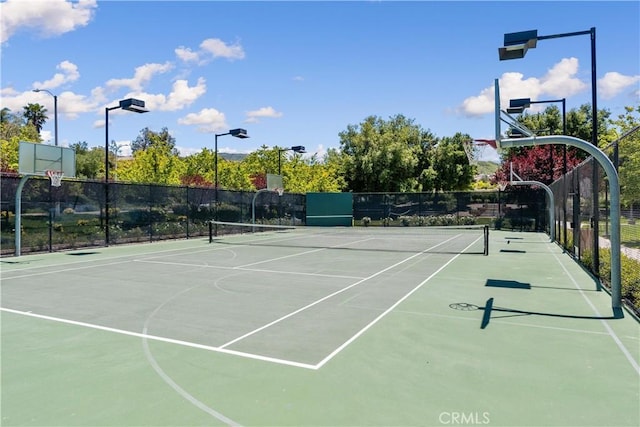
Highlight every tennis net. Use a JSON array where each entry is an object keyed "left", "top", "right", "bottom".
[{"left": 209, "top": 221, "right": 489, "bottom": 255}]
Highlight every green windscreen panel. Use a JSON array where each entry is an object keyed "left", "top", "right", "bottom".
[{"left": 306, "top": 192, "right": 353, "bottom": 226}]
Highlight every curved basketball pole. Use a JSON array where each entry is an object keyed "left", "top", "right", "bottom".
[
  {"left": 14, "top": 175, "right": 32, "bottom": 256},
  {"left": 499, "top": 134, "right": 621, "bottom": 309},
  {"left": 509, "top": 164, "right": 556, "bottom": 242}
]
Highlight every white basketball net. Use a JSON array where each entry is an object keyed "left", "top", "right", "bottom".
[
  {"left": 46, "top": 170, "right": 64, "bottom": 187},
  {"left": 274, "top": 188, "right": 284, "bottom": 196}
]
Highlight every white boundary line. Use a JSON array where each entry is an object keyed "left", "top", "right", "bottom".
[
  {"left": 1, "top": 259, "right": 136, "bottom": 281},
  {"left": 236, "top": 236, "right": 376, "bottom": 268},
  {"left": 0, "top": 307, "right": 317, "bottom": 370},
  {"left": 547, "top": 244, "right": 640, "bottom": 376},
  {"left": 0, "top": 240, "right": 213, "bottom": 274},
  {"left": 314, "top": 236, "right": 481, "bottom": 369},
  {"left": 218, "top": 234, "right": 469, "bottom": 351},
  {"left": 134, "top": 259, "right": 366, "bottom": 280},
  {"left": 1, "top": 232, "right": 483, "bottom": 372}
]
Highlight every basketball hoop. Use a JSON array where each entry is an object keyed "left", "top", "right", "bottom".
[
  {"left": 497, "top": 181, "right": 508, "bottom": 191},
  {"left": 46, "top": 170, "right": 64, "bottom": 187},
  {"left": 274, "top": 187, "right": 284, "bottom": 196}
]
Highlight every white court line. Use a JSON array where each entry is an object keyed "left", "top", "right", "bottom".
[
  {"left": 314, "top": 235, "right": 482, "bottom": 369},
  {"left": 0, "top": 307, "right": 317, "bottom": 370},
  {"left": 134, "top": 259, "right": 366, "bottom": 280},
  {"left": 0, "top": 240, "right": 213, "bottom": 275},
  {"left": 2, "top": 232, "right": 482, "bottom": 372},
  {"left": 218, "top": 234, "right": 466, "bottom": 350},
  {"left": 547, "top": 244, "right": 640, "bottom": 376},
  {"left": 141, "top": 336, "right": 242, "bottom": 426},
  {"left": 0, "top": 259, "right": 135, "bottom": 281},
  {"left": 236, "top": 236, "right": 377, "bottom": 269}
]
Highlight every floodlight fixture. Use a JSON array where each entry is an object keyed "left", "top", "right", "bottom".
[
  {"left": 229, "top": 128, "right": 249, "bottom": 139},
  {"left": 119, "top": 98, "right": 148, "bottom": 113}
]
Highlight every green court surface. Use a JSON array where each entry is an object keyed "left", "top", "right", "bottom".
[{"left": 1, "top": 227, "right": 638, "bottom": 426}]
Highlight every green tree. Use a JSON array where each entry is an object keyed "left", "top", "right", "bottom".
[
  {"left": 1, "top": 107, "right": 13, "bottom": 124},
  {"left": 181, "top": 148, "right": 215, "bottom": 187},
  {"left": 0, "top": 108, "right": 41, "bottom": 172},
  {"left": 611, "top": 105, "right": 640, "bottom": 214},
  {"left": 117, "top": 141, "right": 184, "bottom": 184},
  {"left": 23, "top": 103, "right": 48, "bottom": 133},
  {"left": 339, "top": 114, "right": 424, "bottom": 192},
  {"left": 117, "top": 127, "right": 183, "bottom": 184},
  {"left": 70, "top": 142, "right": 104, "bottom": 179},
  {"left": 130, "top": 127, "right": 177, "bottom": 154},
  {"left": 425, "top": 133, "right": 475, "bottom": 192}
]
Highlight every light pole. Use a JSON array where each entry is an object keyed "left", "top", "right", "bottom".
[
  {"left": 32, "top": 89, "right": 58, "bottom": 146},
  {"left": 104, "top": 98, "right": 148, "bottom": 245},
  {"left": 214, "top": 128, "right": 249, "bottom": 218},
  {"left": 499, "top": 27, "right": 600, "bottom": 275},
  {"left": 277, "top": 145, "right": 306, "bottom": 175}
]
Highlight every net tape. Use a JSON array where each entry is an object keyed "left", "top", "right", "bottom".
[{"left": 208, "top": 221, "right": 489, "bottom": 255}]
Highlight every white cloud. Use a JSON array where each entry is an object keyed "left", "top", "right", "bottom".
[
  {"left": 56, "top": 90, "right": 102, "bottom": 120},
  {"left": 245, "top": 106, "right": 283, "bottom": 123},
  {"left": 175, "top": 145, "right": 203, "bottom": 157},
  {"left": 1, "top": 0, "right": 97, "bottom": 44},
  {"left": 33, "top": 61, "right": 80, "bottom": 90},
  {"left": 121, "top": 77, "right": 207, "bottom": 113},
  {"left": 177, "top": 108, "right": 228, "bottom": 133},
  {"left": 106, "top": 62, "right": 174, "bottom": 91},
  {"left": 459, "top": 57, "right": 592, "bottom": 117},
  {"left": 175, "top": 47, "right": 199, "bottom": 63},
  {"left": 175, "top": 38, "right": 245, "bottom": 65},
  {"left": 165, "top": 78, "right": 207, "bottom": 111},
  {"left": 200, "top": 38, "right": 245, "bottom": 60},
  {"left": 598, "top": 72, "right": 640, "bottom": 100},
  {"left": 539, "top": 57, "right": 586, "bottom": 98}
]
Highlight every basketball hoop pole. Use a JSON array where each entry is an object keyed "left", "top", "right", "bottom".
[{"left": 499, "top": 134, "right": 621, "bottom": 309}]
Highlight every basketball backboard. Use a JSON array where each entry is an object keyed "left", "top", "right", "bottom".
[
  {"left": 19, "top": 141, "right": 76, "bottom": 178},
  {"left": 494, "top": 78, "right": 534, "bottom": 150},
  {"left": 266, "top": 173, "right": 283, "bottom": 191}
]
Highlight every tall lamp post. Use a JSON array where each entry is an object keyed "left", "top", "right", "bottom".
[
  {"left": 508, "top": 97, "right": 568, "bottom": 248},
  {"left": 105, "top": 98, "right": 148, "bottom": 245},
  {"left": 278, "top": 145, "right": 306, "bottom": 175},
  {"left": 499, "top": 27, "right": 600, "bottom": 275},
  {"left": 214, "top": 128, "right": 249, "bottom": 217},
  {"left": 32, "top": 89, "right": 58, "bottom": 146}
]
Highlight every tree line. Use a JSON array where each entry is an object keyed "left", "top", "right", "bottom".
[{"left": 1, "top": 102, "right": 639, "bottom": 203}]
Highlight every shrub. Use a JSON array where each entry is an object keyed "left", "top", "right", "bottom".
[{"left": 593, "top": 248, "right": 640, "bottom": 313}]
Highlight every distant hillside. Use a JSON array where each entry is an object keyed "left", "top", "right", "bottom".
[
  {"left": 475, "top": 160, "right": 500, "bottom": 176},
  {"left": 220, "top": 153, "right": 247, "bottom": 161}
]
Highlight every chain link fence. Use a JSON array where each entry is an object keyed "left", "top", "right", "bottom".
[
  {"left": 352, "top": 190, "right": 546, "bottom": 230},
  {"left": 0, "top": 176, "right": 305, "bottom": 255},
  {"left": 1, "top": 176, "right": 548, "bottom": 256},
  {"left": 549, "top": 133, "right": 640, "bottom": 314}
]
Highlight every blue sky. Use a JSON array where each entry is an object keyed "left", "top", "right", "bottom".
[{"left": 1, "top": 1, "right": 639, "bottom": 163}]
